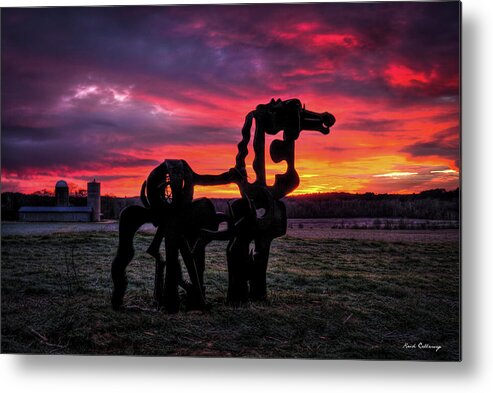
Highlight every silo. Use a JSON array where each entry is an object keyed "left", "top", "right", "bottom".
[
  {"left": 55, "top": 180, "right": 69, "bottom": 206},
  {"left": 87, "top": 180, "right": 101, "bottom": 222}
]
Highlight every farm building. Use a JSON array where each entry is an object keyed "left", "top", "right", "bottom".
[
  {"left": 18, "top": 179, "right": 101, "bottom": 222},
  {"left": 18, "top": 206, "right": 93, "bottom": 222}
]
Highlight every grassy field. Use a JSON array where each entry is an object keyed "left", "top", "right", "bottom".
[{"left": 1, "top": 230, "right": 460, "bottom": 360}]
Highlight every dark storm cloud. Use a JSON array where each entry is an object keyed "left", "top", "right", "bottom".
[
  {"left": 400, "top": 126, "right": 459, "bottom": 163},
  {"left": 403, "top": 141, "right": 457, "bottom": 158},
  {"left": 341, "top": 118, "right": 406, "bottom": 133},
  {"left": 2, "top": 3, "right": 460, "bottom": 100},
  {"left": 1, "top": 77, "right": 240, "bottom": 172},
  {"left": 1, "top": 117, "right": 237, "bottom": 173},
  {"left": 1, "top": 3, "right": 460, "bottom": 177},
  {"left": 1, "top": 132, "right": 160, "bottom": 173}
]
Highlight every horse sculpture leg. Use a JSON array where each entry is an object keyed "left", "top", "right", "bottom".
[
  {"left": 249, "top": 199, "right": 287, "bottom": 301},
  {"left": 146, "top": 225, "right": 166, "bottom": 307},
  {"left": 178, "top": 197, "right": 220, "bottom": 310},
  {"left": 179, "top": 240, "right": 208, "bottom": 310},
  {"left": 226, "top": 198, "right": 255, "bottom": 305},
  {"left": 163, "top": 231, "right": 181, "bottom": 313},
  {"left": 226, "top": 236, "right": 251, "bottom": 305},
  {"left": 249, "top": 237, "right": 273, "bottom": 301},
  {"left": 111, "top": 205, "right": 152, "bottom": 310}
]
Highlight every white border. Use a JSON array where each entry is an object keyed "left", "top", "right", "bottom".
[{"left": 2, "top": 0, "right": 493, "bottom": 392}]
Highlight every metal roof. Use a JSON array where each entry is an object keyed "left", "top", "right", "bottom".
[{"left": 18, "top": 206, "right": 92, "bottom": 213}]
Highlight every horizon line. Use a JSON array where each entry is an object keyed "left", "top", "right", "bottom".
[{"left": 2, "top": 187, "right": 460, "bottom": 199}]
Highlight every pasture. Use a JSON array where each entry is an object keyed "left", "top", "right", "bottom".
[{"left": 1, "top": 222, "right": 460, "bottom": 360}]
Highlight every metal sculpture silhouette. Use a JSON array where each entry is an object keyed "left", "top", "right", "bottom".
[{"left": 111, "top": 98, "right": 335, "bottom": 312}]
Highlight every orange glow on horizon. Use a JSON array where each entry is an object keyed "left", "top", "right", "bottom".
[
  {"left": 1, "top": 92, "right": 460, "bottom": 197},
  {"left": 2, "top": 136, "right": 460, "bottom": 198}
]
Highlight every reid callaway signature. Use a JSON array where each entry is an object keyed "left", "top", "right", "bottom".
[{"left": 403, "top": 342, "right": 442, "bottom": 352}]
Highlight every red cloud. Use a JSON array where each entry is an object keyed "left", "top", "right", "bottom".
[
  {"left": 312, "top": 33, "right": 360, "bottom": 48},
  {"left": 385, "top": 64, "right": 434, "bottom": 87}
]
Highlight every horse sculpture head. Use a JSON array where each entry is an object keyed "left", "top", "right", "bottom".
[
  {"left": 255, "top": 98, "right": 335, "bottom": 140},
  {"left": 235, "top": 98, "right": 335, "bottom": 200}
]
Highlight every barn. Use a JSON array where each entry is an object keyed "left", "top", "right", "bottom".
[
  {"left": 18, "top": 179, "right": 101, "bottom": 222},
  {"left": 18, "top": 206, "right": 93, "bottom": 222}
]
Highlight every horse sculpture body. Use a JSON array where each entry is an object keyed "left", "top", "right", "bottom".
[
  {"left": 111, "top": 98, "right": 335, "bottom": 312},
  {"left": 111, "top": 160, "right": 240, "bottom": 312}
]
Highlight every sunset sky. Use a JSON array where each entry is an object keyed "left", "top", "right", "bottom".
[{"left": 1, "top": 2, "right": 460, "bottom": 198}]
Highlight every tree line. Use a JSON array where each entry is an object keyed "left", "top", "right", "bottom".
[{"left": 1, "top": 188, "right": 459, "bottom": 221}]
